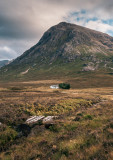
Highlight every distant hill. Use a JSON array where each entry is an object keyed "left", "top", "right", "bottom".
[
  {"left": 0, "top": 22, "right": 113, "bottom": 82},
  {"left": 0, "top": 60, "right": 9, "bottom": 68}
]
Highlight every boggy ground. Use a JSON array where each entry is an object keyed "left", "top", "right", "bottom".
[{"left": 0, "top": 80, "right": 113, "bottom": 160}]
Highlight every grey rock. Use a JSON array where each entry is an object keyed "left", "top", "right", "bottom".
[
  {"left": 26, "top": 116, "right": 57, "bottom": 125},
  {"left": 26, "top": 116, "right": 45, "bottom": 124},
  {"left": 43, "top": 116, "right": 57, "bottom": 123}
]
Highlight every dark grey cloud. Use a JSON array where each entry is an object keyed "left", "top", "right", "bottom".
[
  {"left": 0, "top": 11, "right": 42, "bottom": 40},
  {"left": 0, "top": 0, "right": 113, "bottom": 60}
]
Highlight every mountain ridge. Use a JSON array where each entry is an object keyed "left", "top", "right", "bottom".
[
  {"left": 0, "top": 60, "right": 9, "bottom": 68},
  {"left": 0, "top": 22, "right": 113, "bottom": 81},
  {"left": 11, "top": 22, "right": 113, "bottom": 64}
]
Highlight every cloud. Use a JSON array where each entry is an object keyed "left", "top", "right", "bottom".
[
  {"left": 65, "top": 9, "right": 113, "bottom": 36},
  {"left": 84, "top": 20, "right": 113, "bottom": 34},
  {"left": 0, "top": 46, "right": 17, "bottom": 60},
  {"left": 0, "top": 0, "right": 113, "bottom": 60},
  {"left": 0, "top": 0, "right": 112, "bottom": 40}
]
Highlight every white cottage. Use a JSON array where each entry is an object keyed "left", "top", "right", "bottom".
[{"left": 50, "top": 85, "right": 59, "bottom": 89}]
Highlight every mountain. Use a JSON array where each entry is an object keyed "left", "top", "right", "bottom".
[
  {"left": 0, "top": 22, "right": 113, "bottom": 81},
  {"left": 0, "top": 60, "right": 9, "bottom": 68}
]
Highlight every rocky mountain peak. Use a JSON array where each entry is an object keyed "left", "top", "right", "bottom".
[{"left": 0, "top": 22, "right": 113, "bottom": 80}]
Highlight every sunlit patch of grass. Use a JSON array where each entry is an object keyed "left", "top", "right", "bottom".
[
  {"left": 25, "top": 99, "right": 93, "bottom": 116},
  {"left": 64, "top": 122, "right": 78, "bottom": 131},
  {"left": 85, "top": 144, "right": 101, "bottom": 159},
  {"left": 10, "top": 141, "right": 43, "bottom": 160},
  {"left": 109, "top": 150, "right": 113, "bottom": 160},
  {"left": 82, "top": 116, "right": 108, "bottom": 130},
  {"left": 58, "top": 136, "right": 85, "bottom": 156},
  {"left": 80, "top": 133, "right": 99, "bottom": 150},
  {"left": 59, "top": 155, "right": 68, "bottom": 160},
  {"left": 107, "top": 128, "right": 113, "bottom": 134}
]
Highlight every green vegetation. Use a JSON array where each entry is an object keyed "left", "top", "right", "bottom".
[
  {"left": 59, "top": 83, "right": 70, "bottom": 89},
  {"left": 0, "top": 97, "right": 113, "bottom": 159},
  {"left": 84, "top": 114, "right": 93, "bottom": 120},
  {"left": 9, "top": 87, "right": 23, "bottom": 91},
  {"left": 0, "top": 125, "right": 17, "bottom": 150},
  {"left": 25, "top": 99, "right": 92, "bottom": 116}
]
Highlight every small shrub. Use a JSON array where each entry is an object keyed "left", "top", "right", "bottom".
[
  {"left": 0, "top": 126, "right": 17, "bottom": 150},
  {"left": 10, "top": 87, "right": 22, "bottom": 91},
  {"left": 84, "top": 114, "right": 93, "bottom": 120},
  {"left": 17, "top": 124, "right": 31, "bottom": 136},
  {"left": 48, "top": 124, "right": 60, "bottom": 132},
  {"left": 64, "top": 123, "right": 78, "bottom": 131},
  {"left": 74, "top": 116, "right": 81, "bottom": 121},
  {"left": 80, "top": 134, "right": 97, "bottom": 149},
  {"left": 59, "top": 83, "right": 70, "bottom": 89},
  {"left": 109, "top": 122, "right": 113, "bottom": 129},
  {"left": 60, "top": 148, "right": 69, "bottom": 157},
  {"left": 76, "top": 113, "right": 83, "bottom": 116}
]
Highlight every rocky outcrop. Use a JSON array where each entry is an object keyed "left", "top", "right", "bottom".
[
  {"left": 26, "top": 116, "right": 57, "bottom": 125},
  {"left": 26, "top": 116, "right": 45, "bottom": 124},
  {"left": 82, "top": 62, "right": 98, "bottom": 71}
]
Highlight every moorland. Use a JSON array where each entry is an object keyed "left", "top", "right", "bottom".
[{"left": 0, "top": 79, "right": 113, "bottom": 160}]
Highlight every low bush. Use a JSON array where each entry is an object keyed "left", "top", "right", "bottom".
[
  {"left": 59, "top": 83, "right": 70, "bottom": 89},
  {"left": 9, "top": 87, "right": 22, "bottom": 91},
  {"left": 60, "top": 148, "right": 69, "bottom": 157},
  {"left": 84, "top": 114, "right": 93, "bottom": 120},
  {"left": 0, "top": 125, "right": 17, "bottom": 150},
  {"left": 48, "top": 124, "right": 60, "bottom": 132}
]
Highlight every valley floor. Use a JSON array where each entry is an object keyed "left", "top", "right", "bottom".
[{"left": 0, "top": 80, "right": 113, "bottom": 160}]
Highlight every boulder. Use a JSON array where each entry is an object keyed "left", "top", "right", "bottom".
[
  {"left": 26, "top": 116, "right": 45, "bottom": 124},
  {"left": 43, "top": 116, "right": 57, "bottom": 123}
]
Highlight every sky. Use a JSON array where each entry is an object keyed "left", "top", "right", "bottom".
[{"left": 0, "top": 0, "right": 113, "bottom": 60}]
